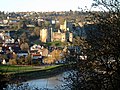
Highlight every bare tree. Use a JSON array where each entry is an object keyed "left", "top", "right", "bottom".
[{"left": 64, "top": 0, "right": 120, "bottom": 90}]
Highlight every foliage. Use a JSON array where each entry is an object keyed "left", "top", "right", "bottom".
[
  {"left": 29, "top": 35, "right": 39, "bottom": 42},
  {"left": 86, "top": 13, "right": 120, "bottom": 90},
  {"left": 0, "top": 74, "right": 9, "bottom": 90},
  {"left": 64, "top": 0, "right": 120, "bottom": 90},
  {"left": 20, "top": 42, "right": 29, "bottom": 51},
  {"left": 25, "top": 55, "right": 32, "bottom": 65},
  {"left": 16, "top": 55, "right": 31, "bottom": 65},
  {"left": 45, "top": 41, "right": 65, "bottom": 47},
  {"left": 5, "top": 83, "right": 40, "bottom": 90},
  {"left": 9, "top": 59, "right": 17, "bottom": 65},
  {"left": 34, "top": 27, "right": 40, "bottom": 36},
  {"left": 44, "top": 49, "right": 62, "bottom": 64}
]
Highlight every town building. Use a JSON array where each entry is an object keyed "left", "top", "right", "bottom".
[
  {"left": 40, "top": 29, "right": 48, "bottom": 42},
  {"left": 60, "top": 20, "right": 73, "bottom": 32}
]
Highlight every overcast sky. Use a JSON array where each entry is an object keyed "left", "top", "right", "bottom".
[{"left": 0, "top": 0, "right": 95, "bottom": 12}]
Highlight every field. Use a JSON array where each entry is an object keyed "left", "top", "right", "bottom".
[
  {"left": 0, "top": 64, "right": 68, "bottom": 82},
  {"left": 0, "top": 64, "right": 62, "bottom": 74}
]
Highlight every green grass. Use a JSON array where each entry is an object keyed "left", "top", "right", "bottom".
[
  {"left": 0, "top": 65, "right": 33, "bottom": 73},
  {"left": 0, "top": 64, "right": 67, "bottom": 82},
  {"left": 45, "top": 41, "right": 65, "bottom": 47},
  {"left": 43, "top": 65, "right": 61, "bottom": 70},
  {"left": 0, "top": 64, "right": 62, "bottom": 74}
]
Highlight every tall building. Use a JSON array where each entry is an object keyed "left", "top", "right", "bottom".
[
  {"left": 60, "top": 20, "right": 67, "bottom": 31},
  {"left": 60, "top": 20, "right": 73, "bottom": 32},
  {"left": 40, "top": 29, "right": 48, "bottom": 43},
  {"left": 40, "top": 28, "right": 53, "bottom": 42}
]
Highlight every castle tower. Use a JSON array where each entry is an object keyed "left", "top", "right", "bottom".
[
  {"left": 60, "top": 20, "right": 69, "bottom": 32},
  {"left": 40, "top": 29, "right": 48, "bottom": 43},
  {"left": 64, "top": 20, "right": 67, "bottom": 31}
]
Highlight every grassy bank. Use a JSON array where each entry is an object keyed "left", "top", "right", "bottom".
[
  {"left": 0, "top": 65, "right": 61, "bottom": 74},
  {"left": 0, "top": 64, "right": 68, "bottom": 83}
]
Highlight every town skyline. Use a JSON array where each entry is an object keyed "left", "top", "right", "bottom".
[{"left": 0, "top": 0, "right": 95, "bottom": 12}]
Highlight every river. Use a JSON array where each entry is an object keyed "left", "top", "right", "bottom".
[
  {"left": 6, "top": 72, "right": 68, "bottom": 90},
  {"left": 25, "top": 74, "right": 64, "bottom": 90}
]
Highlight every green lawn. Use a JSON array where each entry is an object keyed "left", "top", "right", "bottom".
[
  {"left": 0, "top": 64, "right": 67, "bottom": 82},
  {"left": 0, "top": 64, "right": 61, "bottom": 74}
]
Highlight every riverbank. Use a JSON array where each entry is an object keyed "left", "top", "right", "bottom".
[{"left": 0, "top": 64, "right": 69, "bottom": 83}]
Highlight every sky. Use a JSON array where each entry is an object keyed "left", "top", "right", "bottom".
[{"left": 0, "top": 0, "right": 95, "bottom": 12}]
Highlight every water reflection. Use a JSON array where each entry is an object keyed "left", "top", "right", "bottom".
[
  {"left": 6, "top": 72, "right": 69, "bottom": 90},
  {"left": 25, "top": 73, "right": 64, "bottom": 90}
]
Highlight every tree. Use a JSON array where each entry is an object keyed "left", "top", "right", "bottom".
[
  {"left": 19, "top": 32, "right": 29, "bottom": 51},
  {"left": 44, "top": 49, "right": 62, "bottom": 64},
  {"left": 22, "top": 21, "right": 27, "bottom": 29},
  {"left": 34, "top": 27, "right": 40, "bottom": 36},
  {"left": 86, "top": 0, "right": 120, "bottom": 89},
  {"left": 64, "top": 0, "right": 120, "bottom": 90},
  {"left": 0, "top": 74, "right": 9, "bottom": 90},
  {"left": 20, "top": 42, "right": 29, "bottom": 51},
  {"left": 44, "top": 21, "right": 51, "bottom": 27},
  {"left": 17, "top": 21, "right": 23, "bottom": 29}
]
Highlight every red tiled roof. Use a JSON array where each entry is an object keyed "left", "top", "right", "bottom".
[{"left": 32, "top": 54, "right": 41, "bottom": 56}]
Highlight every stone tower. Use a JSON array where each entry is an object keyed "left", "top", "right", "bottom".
[{"left": 40, "top": 29, "right": 48, "bottom": 43}]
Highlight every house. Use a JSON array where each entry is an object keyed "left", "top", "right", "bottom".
[
  {"left": 42, "top": 48, "right": 48, "bottom": 57},
  {"left": 0, "top": 20, "right": 3, "bottom": 24},
  {"left": 31, "top": 54, "right": 43, "bottom": 64},
  {"left": 3, "top": 20, "right": 9, "bottom": 24},
  {"left": 27, "top": 24, "right": 35, "bottom": 28},
  {"left": 17, "top": 50, "right": 28, "bottom": 57},
  {"left": 31, "top": 54, "right": 42, "bottom": 59}
]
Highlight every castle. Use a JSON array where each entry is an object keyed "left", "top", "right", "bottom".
[{"left": 40, "top": 20, "right": 73, "bottom": 43}]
